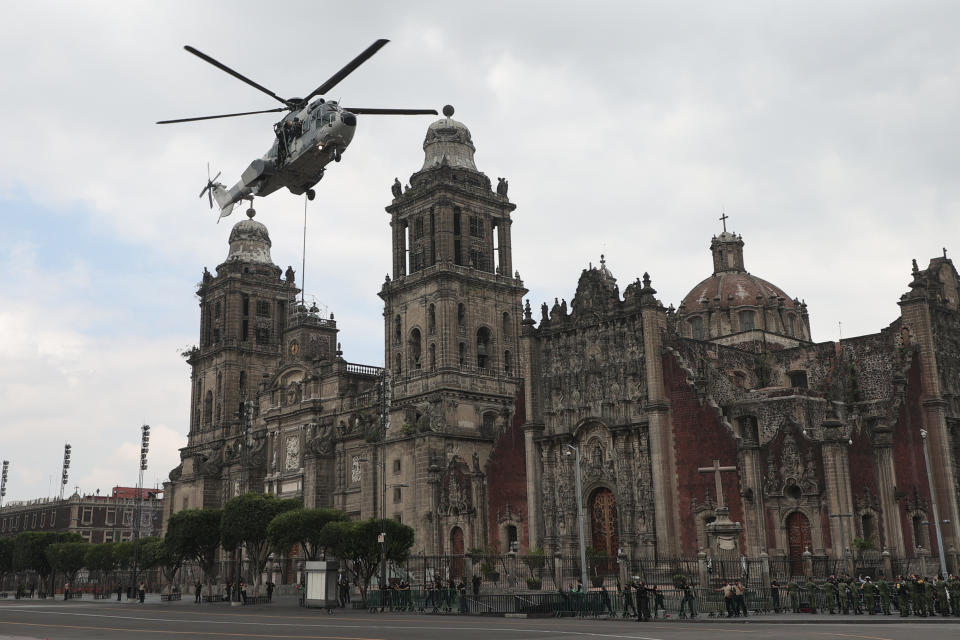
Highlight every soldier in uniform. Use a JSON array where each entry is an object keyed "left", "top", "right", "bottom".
[
  {"left": 846, "top": 576, "right": 862, "bottom": 614},
  {"left": 877, "top": 577, "right": 892, "bottom": 615},
  {"left": 910, "top": 575, "right": 925, "bottom": 617},
  {"left": 824, "top": 578, "right": 838, "bottom": 614},
  {"left": 618, "top": 578, "right": 636, "bottom": 618},
  {"left": 947, "top": 574, "right": 960, "bottom": 617},
  {"left": 806, "top": 580, "right": 819, "bottom": 614},
  {"left": 862, "top": 577, "right": 876, "bottom": 614},
  {"left": 896, "top": 576, "right": 910, "bottom": 616},
  {"left": 769, "top": 579, "right": 781, "bottom": 613},
  {"left": 787, "top": 579, "right": 800, "bottom": 613}
]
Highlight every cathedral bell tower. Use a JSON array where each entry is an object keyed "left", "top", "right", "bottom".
[{"left": 378, "top": 106, "right": 527, "bottom": 554}]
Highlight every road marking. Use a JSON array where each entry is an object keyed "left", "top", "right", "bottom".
[
  {"left": 0, "top": 621, "right": 382, "bottom": 640},
  {"left": 0, "top": 610, "right": 666, "bottom": 640},
  {"left": 814, "top": 633, "right": 898, "bottom": 640}
]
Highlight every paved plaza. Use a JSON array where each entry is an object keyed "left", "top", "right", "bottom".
[{"left": 0, "top": 595, "right": 958, "bottom": 640}]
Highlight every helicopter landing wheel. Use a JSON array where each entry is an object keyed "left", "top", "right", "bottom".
[
  {"left": 306, "top": 189, "right": 316, "bottom": 201},
  {"left": 334, "top": 149, "right": 342, "bottom": 162}
]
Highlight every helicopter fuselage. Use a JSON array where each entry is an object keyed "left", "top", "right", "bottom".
[{"left": 213, "top": 101, "right": 356, "bottom": 215}]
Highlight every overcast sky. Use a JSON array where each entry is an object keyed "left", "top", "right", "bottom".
[{"left": 1, "top": 1, "right": 958, "bottom": 502}]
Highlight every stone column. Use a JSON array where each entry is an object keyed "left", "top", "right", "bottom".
[
  {"left": 639, "top": 275, "right": 678, "bottom": 556},
  {"left": 871, "top": 423, "right": 905, "bottom": 556},
  {"left": 522, "top": 424, "right": 544, "bottom": 550},
  {"left": 497, "top": 217, "right": 513, "bottom": 277},
  {"left": 738, "top": 416, "right": 767, "bottom": 555},
  {"left": 822, "top": 417, "right": 854, "bottom": 559}
]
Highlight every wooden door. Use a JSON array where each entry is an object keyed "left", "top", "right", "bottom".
[{"left": 786, "top": 512, "right": 812, "bottom": 576}]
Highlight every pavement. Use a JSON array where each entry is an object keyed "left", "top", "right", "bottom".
[{"left": 0, "top": 595, "right": 958, "bottom": 640}]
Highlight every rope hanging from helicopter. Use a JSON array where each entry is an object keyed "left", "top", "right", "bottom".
[{"left": 301, "top": 193, "right": 309, "bottom": 306}]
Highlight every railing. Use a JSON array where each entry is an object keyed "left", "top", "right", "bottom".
[{"left": 345, "top": 363, "right": 384, "bottom": 377}]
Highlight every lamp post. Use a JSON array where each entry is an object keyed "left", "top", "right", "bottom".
[
  {"left": 59, "top": 444, "right": 71, "bottom": 500},
  {"left": 232, "top": 401, "right": 254, "bottom": 607},
  {"left": 379, "top": 370, "right": 391, "bottom": 597},
  {"left": 919, "top": 429, "right": 948, "bottom": 577},
  {"left": 565, "top": 444, "right": 589, "bottom": 592},
  {"left": 0, "top": 460, "right": 9, "bottom": 509},
  {"left": 131, "top": 425, "right": 149, "bottom": 600}
]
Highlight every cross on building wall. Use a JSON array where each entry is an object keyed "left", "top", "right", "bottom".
[{"left": 698, "top": 459, "right": 737, "bottom": 509}]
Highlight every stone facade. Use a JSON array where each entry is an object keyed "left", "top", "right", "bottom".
[{"left": 164, "top": 110, "right": 960, "bottom": 573}]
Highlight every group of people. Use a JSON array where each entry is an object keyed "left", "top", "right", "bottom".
[
  {"left": 768, "top": 573, "right": 960, "bottom": 617},
  {"left": 719, "top": 580, "right": 749, "bottom": 617},
  {"left": 274, "top": 118, "right": 303, "bottom": 166},
  {"left": 617, "top": 577, "right": 675, "bottom": 621}
]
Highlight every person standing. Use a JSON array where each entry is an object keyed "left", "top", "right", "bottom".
[
  {"left": 64, "top": 581, "right": 71, "bottom": 601},
  {"left": 266, "top": 580, "right": 275, "bottom": 603},
  {"left": 824, "top": 578, "right": 837, "bottom": 614},
  {"left": 457, "top": 579, "right": 467, "bottom": 614},
  {"left": 734, "top": 580, "right": 748, "bottom": 617},
  {"left": 138, "top": 582, "right": 146, "bottom": 603},
  {"left": 896, "top": 576, "right": 910, "bottom": 617},
  {"left": 599, "top": 584, "right": 614, "bottom": 616},
  {"left": 805, "top": 580, "right": 818, "bottom": 614},
  {"left": 679, "top": 579, "right": 696, "bottom": 619},
  {"left": 862, "top": 577, "right": 876, "bottom": 615},
  {"left": 947, "top": 574, "right": 960, "bottom": 617},
  {"left": 934, "top": 576, "right": 948, "bottom": 616},
  {"left": 619, "top": 578, "right": 637, "bottom": 618},
  {"left": 635, "top": 580, "right": 651, "bottom": 622},
  {"left": 787, "top": 579, "right": 800, "bottom": 613},
  {"left": 195, "top": 580, "right": 202, "bottom": 604},
  {"left": 769, "top": 579, "right": 781, "bottom": 613},
  {"left": 876, "top": 577, "right": 891, "bottom": 615},
  {"left": 472, "top": 574, "right": 481, "bottom": 598},
  {"left": 910, "top": 575, "right": 925, "bottom": 617}
]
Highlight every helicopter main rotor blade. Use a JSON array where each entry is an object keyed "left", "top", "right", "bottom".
[
  {"left": 184, "top": 45, "right": 290, "bottom": 107},
  {"left": 156, "top": 107, "right": 286, "bottom": 124},
  {"left": 304, "top": 39, "right": 389, "bottom": 101},
  {"left": 344, "top": 108, "right": 439, "bottom": 115}
]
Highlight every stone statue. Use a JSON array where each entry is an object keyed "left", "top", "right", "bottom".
[
  {"left": 391, "top": 178, "right": 402, "bottom": 199},
  {"left": 285, "top": 265, "right": 295, "bottom": 283},
  {"left": 496, "top": 177, "right": 509, "bottom": 196}
]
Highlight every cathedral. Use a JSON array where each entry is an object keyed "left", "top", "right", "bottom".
[{"left": 163, "top": 108, "right": 960, "bottom": 576}]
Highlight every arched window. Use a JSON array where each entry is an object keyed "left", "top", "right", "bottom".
[
  {"left": 203, "top": 391, "right": 213, "bottom": 425},
  {"left": 786, "top": 314, "right": 796, "bottom": 337},
  {"left": 689, "top": 316, "right": 705, "bottom": 340},
  {"left": 738, "top": 310, "right": 755, "bottom": 331},
  {"left": 429, "top": 343, "right": 437, "bottom": 369},
  {"left": 505, "top": 525, "right": 518, "bottom": 552},
  {"left": 504, "top": 350, "right": 512, "bottom": 374},
  {"left": 239, "top": 371, "right": 247, "bottom": 398},
  {"left": 458, "top": 342, "right": 466, "bottom": 366},
  {"left": 476, "top": 327, "right": 492, "bottom": 370},
  {"left": 861, "top": 514, "right": 875, "bottom": 544},
  {"left": 394, "top": 353, "right": 402, "bottom": 376},
  {"left": 409, "top": 328, "right": 422, "bottom": 370},
  {"left": 394, "top": 315, "right": 402, "bottom": 344},
  {"left": 502, "top": 312, "right": 510, "bottom": 337},
  {"left": 428, "top": 304, "right": 436, "bottom": 335},
  {"left": 217, "top": 371, "right": 223, "bottom": 396},
  {"left": 457, "top": 303, "right": 465, "bottom": 331}
]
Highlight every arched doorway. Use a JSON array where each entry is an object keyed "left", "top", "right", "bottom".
[
  {"left": 589, "top": 488, "right": 619, "bottom": 560},
  {"left": 786, "top": 512, "right": 812, "bottom": 576},
  {"left": 450, "top": 526, "right": 465, "bottom": 578}
]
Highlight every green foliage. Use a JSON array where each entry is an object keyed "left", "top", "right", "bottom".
[
  {"left": 585, "top": 546, "right": 608, "bottom": 559},
  {"left": 672, "top": 574, "right": 689, "bottom": 589},
  {"left": 165, "top": 508, "right": 222, "bottom": 589},
  {"left": 851, "top": 537, "right": 875, "bottom": 552},
  {"left": 266, "top": 508, "right": 347, "bottom": 561},
  {"left": 221, "top": 494, "right": 299, "bottom": 590},
  {"left": 526, "top": 576, "right": 542, "bottom": 589},
  {"left": 0, "top": 537, "right": 14, "bottom": 577},
  {"left": 45, "top": 542, "right": 89, "bottom": 582},
  {"left": 113, "top": 542, "right": 134, "bottom": 570},
  {"left": 13, "top": 532, "right": 81, "bottom": 576},
  {"left": 522, "top": 548, "right": 546, "bottom": 572},
  {"left": 320, "top": 518, "right": 415, "bottom": 604},
  {"left": 84, "top": 544, "right": 117, "bottom": 577}
]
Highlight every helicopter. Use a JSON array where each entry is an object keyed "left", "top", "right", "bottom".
[{"left": 157, "top": 39, "right": 437, "bottom": 219}]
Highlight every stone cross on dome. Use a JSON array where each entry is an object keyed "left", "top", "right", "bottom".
[
  {"left": 719, "top": 211, "right": 729, "bottom": 233},
  {"left": 698, "top": 459, "right": 737, "bottom": 509}
]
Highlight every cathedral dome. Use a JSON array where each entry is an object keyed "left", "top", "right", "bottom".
[
  {"left": 226, "top": 211, "right": 273, "bottom": 265},
  {"left": 421, "top": 105, "right": 478, "bottom": 171},
  {"left": 677, "top": 229, "right": 810, "bottom": 343}
]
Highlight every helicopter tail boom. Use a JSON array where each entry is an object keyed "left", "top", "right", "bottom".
[{"left": 212, "top": 183, "right": 236, "bottom": 221}]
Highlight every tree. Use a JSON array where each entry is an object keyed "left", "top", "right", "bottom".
[
  {"left": 84, "top": 544, "right": 117, "bottom": 587},
  {"left": 46, "top": 542, "right": 89, "bottom": 585},
  {"left": 221, "top": 494, "right": 299, "bottom": 593},
  {"left": 266, "top": 508, "right": 347, "bottom": 561},
  {"left": 140, "top": 537, "right": 183, "bottom": 592},
  {"left": 0, "top": 537, "right": 14, "bottom": 586},
  {"left": 320, "top": 518, "right": 415, "bottom": 605},
  {"left": 13, "top": 532, "right": 81, "bottom": 591},
  {"left": 165, "top": 508, "right": 222, "bottom": 596}
]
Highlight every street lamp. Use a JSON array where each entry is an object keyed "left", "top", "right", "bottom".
[
  {"left": 0, "top": 460, "right": 9, "bottom": 509},
  {"left": 131, "top": 425, "right": 150, "bottom": 600},
  {"left": 59, "top": 444, "right": 71, "bottom": 500},
  {"left": 565, "top": 444, "right": 589, "bottom": 592},
  {"left": 919, "top": 429, "right": 948, "bottom": 577}
]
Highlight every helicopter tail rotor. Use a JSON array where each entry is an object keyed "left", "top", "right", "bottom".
[{"left": 199, "top": 163, "right": 223, "bottom": 209}]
